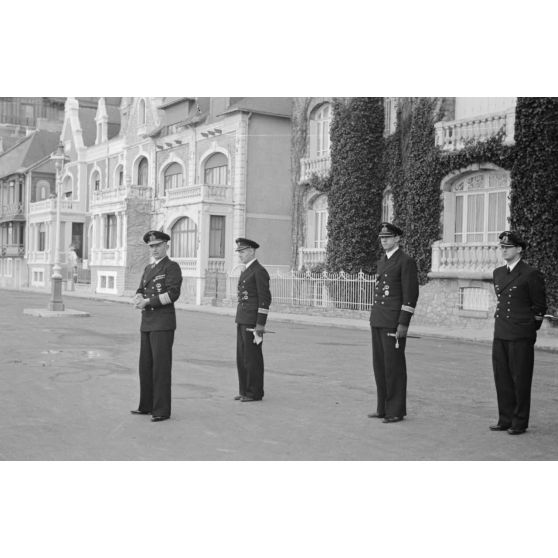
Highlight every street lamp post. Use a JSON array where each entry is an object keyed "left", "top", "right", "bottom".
[{"left": 49, "top": 142, "right": 66, "bottom": 311}]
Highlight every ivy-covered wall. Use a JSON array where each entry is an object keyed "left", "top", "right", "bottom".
[
  {"left": 510, "top": 97, "right": 558, "bottom": 314},
  {"left": 326, "top": 97, "right": 384, "bottom": 273},
  {"left": 292, "top": 96, "right": 558, "bottom": 316}
]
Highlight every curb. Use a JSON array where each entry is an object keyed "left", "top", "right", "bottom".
[{"left": 8, "top": 286, "right": 558, "bottom": 352}]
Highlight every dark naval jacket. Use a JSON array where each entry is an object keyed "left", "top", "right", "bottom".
[
  {"left": 235, "top": 260, "right": 272, "bottom": 326},
  {"left": 493, "top": 260, "right": 546, "bottom": 340},
  {"left": 370, "top": 248, "right": 419, "bottom": 328},
  {"left": 136, "top": 256, "right": 183, "bottom": 332}
]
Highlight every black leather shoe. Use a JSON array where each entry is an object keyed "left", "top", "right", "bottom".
[
  {"left": 382, "top": 416, "right": 404, "bottom": 423},
  {"left": 367, "top": 413, "right": 385, "bottom": 419},
  {"left": 151, "top": 416, "right": 170, "bottom": 422},
  {"left": 508, "top": 427, "right": 527, "bottom": 435},
  {"left": 131, "top": 409, "right": 150, "bottom": 415},
  {"left": 489, "top": 424, "right": 510, "bottom": 431},
  {"left": 234, "top": 395, "right": 242, "bottom": 401},
  {"left": 240, "top": 396, "right": 262, "bottom": 402}
]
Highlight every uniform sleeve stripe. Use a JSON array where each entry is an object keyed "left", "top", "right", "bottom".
[
  {"left": 534, "top": 315, "right": 544, "bottom": 321},
  {"left": 258, "top": 308, "right": 269, "bottom": 314},
  {"left": 401, "top": 305, "right": 415, "bottom": 314},
  {"left": 160, "top": 292, "right": 172, "bottom": 305}
]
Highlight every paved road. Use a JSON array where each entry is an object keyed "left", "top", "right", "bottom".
[{"left": 2, "top": 289, "right": 557, "bottom": 460}]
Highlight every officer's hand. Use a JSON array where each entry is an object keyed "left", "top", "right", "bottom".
[
  {"left": 255, "top": 324, "right": 266, "bottom": 335},
  {"left": 136, "top": 297, "right": 148, "bottom": 309},
  {"left": 395, "top": 324, "right": 408, "bottom": 339}
]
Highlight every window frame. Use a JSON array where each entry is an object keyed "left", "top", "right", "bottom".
[{"left": 171, "top": 217, "right": 198, "bottom": 258}]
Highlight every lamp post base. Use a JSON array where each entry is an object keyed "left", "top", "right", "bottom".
[{"left": 49, "top": 274, "right": 65, "bottom": 312}]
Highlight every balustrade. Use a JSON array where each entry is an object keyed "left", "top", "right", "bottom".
[
  {"left": 299, "top": 247, "right": 326, "bottom": 269},
  {"left": 165, "top": 184, "right": 231, "bottom": 205},
  {"left": 435, "top": 109, "right": 515, "bottom": 151},
  {"left": 300, "top": 155, "right": 331, "bottom": 182},
  {"left": 431, "top": 242, "right": 500, "bottom": 274}
]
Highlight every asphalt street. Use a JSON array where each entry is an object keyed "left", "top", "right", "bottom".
[{"left": 2, "top": 289, "right": 557, "bottom": 460}]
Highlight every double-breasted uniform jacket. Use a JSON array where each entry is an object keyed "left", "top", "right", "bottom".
[
  {"left": 235, "top": 260, "right": 271, "bottom": 326},
  {"left": 493, "top": 260, "right": 546, "bottom": 340},
  {"left": 136, "top": 256, "right": 183, "bottom": 331},
  {"left": 370, "top": 249, "right": 419, "bottom": 328}
]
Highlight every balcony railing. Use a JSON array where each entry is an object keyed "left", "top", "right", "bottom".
[
  {"left": 435, "top": 109, "right": 515, "bottom": 151},
  {"left": 300, "top": 155, "right": 331, "bottom": 183},
  {"left": 92, "top": 185, "right": 153, "bottom": 205},
  {"left": 174, "top": 257, "right": 198, "bottom": 273},
  {"left": 0, "top": 202, "right": 24, "bottom": 220},
  {"left": 1, "top": 244, "right": 25, "bottom": 257},
  {"left": 207, "top": 258, "right": 226, "bottom": 272},
  {"left": 299, "top": 247, "right": 326, "bottom": 270},
  {"left": 29, "top": 198, "right": 75, "bottom": 215},
  {"left": 431, "top": 241, "right": 501, "bottom": 275},
  {"left": 164, "top": 184, "right": 232, "bottom": 206}
]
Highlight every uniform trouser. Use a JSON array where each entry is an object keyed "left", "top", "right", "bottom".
[
  {"left": 492, "top": 337, "right": 535, "bottom": 429},
  {"left": 371, "top": 326, "right": 407, "bottom": 417},
  {"left": 236, "top": 324, "right": 264, "bottom": 399},
  {"left": 138, "top": 330, "right": 174, "bottom": 417}
]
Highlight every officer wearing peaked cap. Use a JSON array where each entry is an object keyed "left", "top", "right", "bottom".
[
  {"left": 489, "top": 230, "right": 546, "bottom": 435},
  {"left": 131, "top": 230, "right": 183, "bottom": 422},
  {"left": 234, "top": 237, "right": 271, "bottom": 402},
  {"left": 368, "top": 222, "right": 419, "bottom": 423}
]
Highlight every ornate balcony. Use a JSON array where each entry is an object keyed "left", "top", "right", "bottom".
[
  {"left": 1, "top": 243, "right": 25, "bottom": 257},
  {"left": 300, "top": 155, "right": 331, "bottom": 183},
  {"left": 174, "top": 257, "right": 198, "bottom": 274},
  {"left": 164, "top": 184, "right": 232, "bottom": 207},
  {"left": 29, "top": 198, "right": 76, "bottom": 216},
  {"left": 435, "top": 109, "right": 515, "bottom": 151},
  {"left": 430, "top": 241, "right": 501, "bottom": 278},
  {"left": 91, "top": 185, "right": 153, "bottom": 207},
  {"left": 299, "top": 247, "right": 326, "bottom": 270},
  {"left": 207, "top": 258, "right": 226, "bottom": 272},
  {"left": 0, "top": 202, "right": 24, "bottom": 222}
]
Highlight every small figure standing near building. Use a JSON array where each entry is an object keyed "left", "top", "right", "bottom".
[
  {"left": 234, "top": 238, "right": 271, "bottom": 402},
  {"left": 131, "top": 230, "right": 183, "bottom": 422},
  {"left": 67, "top": 244, "right": 79, "bottom": 285},
  {"left": 368, "top": 223, "right": 419, "bottom": 423},
  {"left": 490, "top": 231, "right": 547, "bottom": 435}
]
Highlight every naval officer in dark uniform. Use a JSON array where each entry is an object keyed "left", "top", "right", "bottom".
[
  {"left": 132, "top": 230, "right": 183, "bottom": 422},
  {"left": 490, "top": 231, "right": 546, "bottom": 435},
  {"left": 234, "top": 237, "right": 272, "bottom": 402},
  {"left": 369, "top": 222, "right": 419, "bottom": 423}
]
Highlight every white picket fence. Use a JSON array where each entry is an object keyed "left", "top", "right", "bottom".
[{"left": 228, "top": 269, "right": 376, "bottom": 310}]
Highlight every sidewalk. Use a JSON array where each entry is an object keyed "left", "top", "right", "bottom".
[{"left": 16, "top": 286, "right": 558, "bottom": 352}]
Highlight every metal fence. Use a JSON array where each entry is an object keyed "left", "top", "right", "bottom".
[{"left": 229, "top": 269, "right": 376, "bottom": 311}]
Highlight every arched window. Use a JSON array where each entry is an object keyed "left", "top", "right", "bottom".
[
  {"left": 63, "top": 176, "right": 73, "bottom": 199},
  {"left": 203, "top": 153, "right": 228, "bottom": 185},
  {"left": 164, "top": 162, "right": 183, "bottom": 193},
  {"left": 382, "top": 188, "right": 394, "bottom": 222},
  {"left": 137, "top": 157, "right": 148, "bottom": 186},
  {"left": 138, "top": 99, "right": 146, "bottom": 125},
  {"left": 36, "top": 179, "right": 50, "bottom": 201},
  {"left": 445, "top": 170, "right": 510, "bottom": 244},
  {"left": 171, "top": 217, "right": 198, "bottom": 258},
  {"left": 309, "top": 103, "right": 332, "bottom": 158},
  {"left": 91, "top": 170, "right": 101, "bottom": 192}
]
